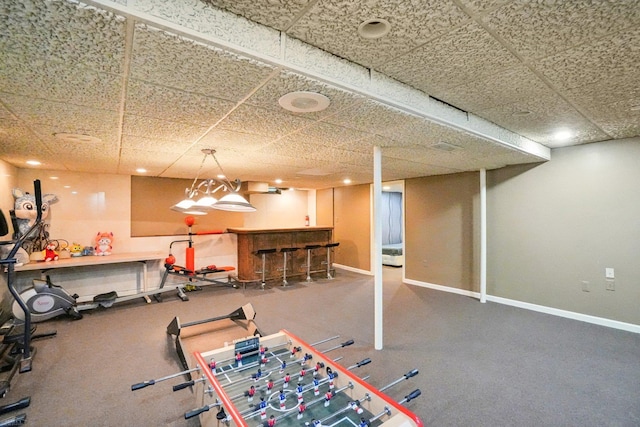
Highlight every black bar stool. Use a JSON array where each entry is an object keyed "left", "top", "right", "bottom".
[
  {"left": 254, "top": 248, "right": 277, "bottom": 289},
  {"left": 279, "top": 247, "right": 299, "bottom": 286},
  {"left": 303, "top": 244, "right": 321, "bottom": 282},
  {"left": 323, "top": 242, "right": 340, "bottom": 279}
]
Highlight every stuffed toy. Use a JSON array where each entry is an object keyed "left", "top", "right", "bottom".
[
  {"left": 95, "top": 232, "right": 114, "bottom": 256},
  {"left": 70, "top": 242, "right": 83, "bottom": 257},
  {"left": 44, "top": 241, "right": 59, "bottom": 262},
  {"left": 12, "top": 188, "right": 58, "bottom": 240}
]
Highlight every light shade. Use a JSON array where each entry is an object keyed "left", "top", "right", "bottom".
[{"left": 212, "top": 193, "right": 256, "bottom": 212}]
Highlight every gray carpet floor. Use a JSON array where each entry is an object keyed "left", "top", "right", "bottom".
[{"left": 4, "top": 267, "right": 640, "bottom": 426}]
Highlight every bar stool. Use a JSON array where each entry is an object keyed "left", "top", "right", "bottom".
[
  {"left": 279, "top": 247, "right": 299, "bottom": 286},
  {"left": 254, "top": 248, "right": 277, "bottom": 289},
  {"left": 303, "top": 244, "right": 322, "bottom": 282},
  {"left": 323, "top": 242, "right": 340, "bottom": 279}
]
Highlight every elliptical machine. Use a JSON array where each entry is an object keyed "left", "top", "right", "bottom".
[{"left": 11, "top": 276, "right": 82, "bottom": 323}]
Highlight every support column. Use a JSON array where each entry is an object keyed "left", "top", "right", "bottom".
[
  {"left": 373, "top": 146, "right": 383, "bottom": 349},
  {"left": 480, "top": 168, "right": 487, "bottom": 303}
]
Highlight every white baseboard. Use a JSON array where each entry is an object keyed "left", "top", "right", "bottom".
[
  {"left": 404, "top": 278, "right": 640, "bottom": 334},
  {"left": 333, "top": 264, "right": 372, "bottom": 276}
]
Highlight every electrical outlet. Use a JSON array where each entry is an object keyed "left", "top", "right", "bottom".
[
  {"left": 605, "top": 280, "right": 615, "bottom": 291},
  {"left": 581, "top": 280, "right": 590, "bottom": 292}
]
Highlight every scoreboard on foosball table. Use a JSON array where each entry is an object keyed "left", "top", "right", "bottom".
[{"left": 159, "top": 304, "right": 423, "bottom": 427}]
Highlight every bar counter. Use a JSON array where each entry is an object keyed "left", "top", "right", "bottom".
[{"left": 227, "top": 227, "right": 333, "bottom": 285}]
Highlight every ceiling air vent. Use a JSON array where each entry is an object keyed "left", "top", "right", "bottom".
[{"left": 431, "top": 141, "right": 462, "bottom": 152}]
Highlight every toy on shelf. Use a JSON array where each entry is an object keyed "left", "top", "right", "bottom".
[
  {"left": 95, "top": 232, "right": 114, "bottom": 256},
  {"left": 70, "top": 242, "right": 83, "bottom": 257},
  {"left": 44, "top": 241, "right": 59, "bottom": 262}
]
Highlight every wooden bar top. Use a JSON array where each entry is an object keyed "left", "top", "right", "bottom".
[{"left": 227, "top": 226, "right": 333, "bottom": 234}]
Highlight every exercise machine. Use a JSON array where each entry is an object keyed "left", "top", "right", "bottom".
[
  {"left": 11, "top": 275, "right": 82, "bottom": 323},
  {"left": 156, "top": 216, "right": 237, "bottom": 302}
]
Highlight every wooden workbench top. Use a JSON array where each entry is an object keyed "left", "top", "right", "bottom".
[{"left": 15, "top": 251, "right": 165, "bottom": 272}]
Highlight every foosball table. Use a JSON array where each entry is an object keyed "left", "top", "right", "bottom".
[{"left": 133, "top": 304, "right": 423, "bottom": 427}]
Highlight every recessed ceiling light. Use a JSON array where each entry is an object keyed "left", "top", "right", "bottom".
[
  {"left": 513, "top": 110, "right": 532, "bottom": 116},
  {"left": 26, "top": 160, "right": 41, "bottom": 166},
  {"left": 54, "top": 133, "right": 102, "bottom": 144},
  {"left": 343, "top": 179, "right": 352, "bottom": 185},
  {"left": 50, "top": 176, "right": 59, "bottom": 180},
  {"left": 554, "top": 130, "right": 572, "bottom": 141},
  {"left": 136, "top": 168, "right": 147, "bottom": 174},
  {"left": 358, "top": 18, "right": 391, "bottom": 39},
  {"left": 275, "top": 179, "right": 283, "bottom": 184},
  {"left": 278, "top": 91, "right": 330, "bottom": 113}
]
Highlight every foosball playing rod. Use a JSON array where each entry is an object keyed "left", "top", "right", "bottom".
[
  {"left": 211, "top": 340, "right": 291, "bottom": 366},
  {"left": 378, "top": 369, "right": 419, "bottom": 392},
  {"left": 368, "top": 389, "right": 422, "bottom": 424},
  {"left": 319, "top": 339, "right": 354, "bottom": 353},
  {"left": 131, "top": 365, "right": 200, "bottom": 391},
  {"left": 346, "top": 358, "right": 371, "bottom": 370},
  {"left": 173, "top": 375, "right": 206, "bottom": 392},
  {"left": 184, "top": 400, "right": 222, "bottom": 420},
  {"left": 309, "top": 335, "right": 340, "bottom": 347}
]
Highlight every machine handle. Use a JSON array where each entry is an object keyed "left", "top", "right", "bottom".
[
  {"left": 405, "top": 389, "right": 421, "bottom": 402},
  {"left": 194, "top": 230, "right": 224, "bottom": 235},
  {"left": 404, "top": 369, "right": 419, "bottom": 379}
]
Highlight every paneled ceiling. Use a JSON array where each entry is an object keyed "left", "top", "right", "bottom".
[{"left": 1, "top": 0, "right": 638, "bottom": 189}]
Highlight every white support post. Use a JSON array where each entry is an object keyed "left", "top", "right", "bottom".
[
  {"left": 373, "top": 146, "right": 383, "bottom": 349},
  {"left": 480, "top": 168, "right": 487, "bottom": 303}
]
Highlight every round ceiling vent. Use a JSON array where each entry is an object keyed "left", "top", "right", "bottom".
[
  {"left": 358, "top": 18, "right": 391, "bottom": 39},
  {"left": 278, "top": 91, "right": 330, "bottom": 113}
]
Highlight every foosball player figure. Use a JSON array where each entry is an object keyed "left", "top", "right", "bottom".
[
  {"left": 327, "top": 367, "right": 336, "bottom": 390},
  {"left": 261, "top": 355, "right": 269, "bottom": 366},
  {"left": 209, "top": 358, "right": 217, "bottom": 374},
  {"left": 267, "top": 415, "right": 276, "bottom": 427},
  {"left": 359, "top": 417, "right": 370, "bottom": 427},
  {"left": 303, "top": 353, "right": 313, "bottom": 365},
  {"left": 259, "top": 345, "right": 267, "bottom": 358},
  {"left": 297, "top": 400, "right": 306, "bottom": 419},
  {"left": 247, "top": 385, "right": 256, "bottom": 402},
  {"left": 258, "top": 397, "right": 267, "bottom": 420},
  {"left": 324, "top": 390, "right": 333, "bottom": 407},
  {"left": 312, "top": 418, "right": 322, "bottom": 427},
  {"left": 267, "top": 379, "right": 275, "bottom": 394},
  {"left": 296, "top": 383, "right": 304, "bottom": 402},
  {"left": 279, "top": 360, "right": 287, "bottom": 373},
  {"left": 350, "top": 400, "right": 364, "bottom": 415},
  {"left": 313, "top": 361, "right": 322, "bottom": 377},
  {"left": 313, "top": 378, "right": 320, "bottom": 396},
  {"left": 278, "top": 389, "right": 286, "bottom": 409},
  {"left": 283, "top": 373, "right": 291, "bottom": 388},
  {"left": 253, "top": 368, "right": 263, "bottom": 381},
  {"left": 299, "top": 367, "right": 306, "bottom": 381},
  {"left": 236, "top": 352, "right": 243, "bottom": 367},
  {"left": 290, "top": 346, "right": 301, "bottom": 359}
]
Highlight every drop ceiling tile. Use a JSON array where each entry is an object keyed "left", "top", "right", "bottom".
[
  {"left": 382, "top": 157, "right": 460, "bottom": 178},
  {"left": 278, "top": 122, "right": 373, "bottom": 153},
  {"left": 130, "top": 24, "right": 277, "bottom": 101},
  {"left": 378, "top": 21, "right": 520, "bottom": 94},
  {"left": 246, "top": 70, "right": 365, "bottom": 119},
  {"left": 0, "top": 119, "right": 51, "bottom": 160},
  {"left": 120, "top": 135, "right": 195, "bottom": 154},
  {"left": 535, "top": 26, "right": 640, "bottom": 92},
  {"left": 122, "top": 114, "right": 210, "bottom": 142},
  {"left": 322, "top": 99, "right": 415, "bottom": 136},
  {"left": 287, "top": 0, "right": 470, "bottom": 68},
  {"left": 477, "top": 99, "right": 611, "bottom": 147},
  {"left": 198, "top": 129, "right": 272, "bottom": 152},
  {"left": 484, "top": 0, "right": 640, "bottom": 60},
  {"left": 118, "top": 148, "right": 182, "bottom": 176},
  {"left": 3, "top": 95, "right": 120, "bottom": 138},
  {"left": 125, "top": 80, "right": 236, "bottom": 126},
  {"left": 1, "top": 0, "right": 126, "bottom": 74},
  {"left": 428, "top": 64, "right": 556, "bottom": 114},
  {"left": 0, "top": 54, "right": 122, "bottom": 110},
  {"left": 217, "top": 104, "right": 316, "bottom": 139},
  {"left": 457, "top": 0, "right": 512, "bottom": 15},
  {"left": 264, "top": 140, "right": 372, "bottom": 166}
]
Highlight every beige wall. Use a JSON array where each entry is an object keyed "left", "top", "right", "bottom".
[
  {"left": 487, "top": 138, "right": 640, "bottom": 325},
  {"left": 333, "top": 184, "right": 370, "bottom": 271},
  {"left": 316, "top": 188, "right": 334, "bottom": 228},
  {"left": 244, "top": 189, "right": 309, "bottom": 229},
  {"left": 0, "top": 159, "right": 18, "bottom": 232},
  {"left": 405, "top": 172, "right": 479, "bottom": 291}
]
